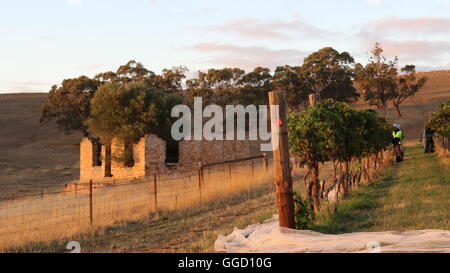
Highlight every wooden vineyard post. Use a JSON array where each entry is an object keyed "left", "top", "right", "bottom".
[
  {"left": 268, "top": 91, "right": 295, "bottom": 229},
  {"left": 89, "top": 179, "right": 93, "bottom": 226},
  {"left": 309, "top": 94, "right": 317, "bottom": 107}
]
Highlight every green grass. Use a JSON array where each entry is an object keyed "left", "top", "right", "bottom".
[{"left": 314, "top": 145, "right": 450, "bottom": 233}]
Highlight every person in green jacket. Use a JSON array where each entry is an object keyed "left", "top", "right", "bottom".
[{"left": 392, "top": 124, "right": 404, "bottom": 162}]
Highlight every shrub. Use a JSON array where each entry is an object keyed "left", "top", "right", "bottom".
[{"left": 293, "top": 192, "right": 314, "bottom": 230}]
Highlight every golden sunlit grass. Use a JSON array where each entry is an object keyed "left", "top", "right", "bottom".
[{"left": 0, "top": 159, "right": 273, "bottom": 251}]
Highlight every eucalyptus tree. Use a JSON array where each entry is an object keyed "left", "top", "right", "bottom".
[
  {"left": 86, "top": 81, "right": 183, "bottom": 165},
  {"left": 392, "top": 65, "right": 427, "bottom": 117},
  {"left": 355, "top": 43, "right": 398, "bottom": 116},
  {"left": 40, "top": 76, "right": 100, "bottom": 137},
  {"left": 299, "top": 47, "right": 359, "bottom": 102}
]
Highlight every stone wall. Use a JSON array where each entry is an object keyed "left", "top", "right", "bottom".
[
  {"left": 179, "top": 139, "right": 262, "bottom": 164},
  {"left": 79, "top": 138, "right": 105, "bottom": 182},
  {"left": 79, "top": 137, "right": 146, "bottom": 182},
  {"left": 109, "top": 138, "right": 146, "bottom": 181},
  {"left": 80, "top": 135, "right": 264, "bottom": 182},
  {"left": 145, "top": 134, "right": 166, "bottom": 171}
]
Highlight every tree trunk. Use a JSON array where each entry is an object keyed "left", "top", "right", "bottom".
[
  {"left": 394, "top": 104, "right": 402, "bottom": 117},
  {"left": 310, "top": 162, "right": 321, "bottom": 213},
  {"left": 357, "top": 157, "right": 363, "bottom": 185},
  {"left": 307, "top": 174, "right": 313, "bottom": 211},
  {"left": 378, "top": 102, "right": 388, "bottom": 118},
  {"left": 338, "top": 162, "right": 345, "bottom": 196},
  {"left": 343, "top": 160, "right": 350, "bottom": 195},
  {"left": 332, "top": 161, "right": 337, "bottom": 185},
  {"left": 104, "top": 143, "right": 112, "bottom": 177}
]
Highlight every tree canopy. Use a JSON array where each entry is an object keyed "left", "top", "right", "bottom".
[
  {"left": 40, "top": 76, "right": 99, "bottom": 136},
  {"left": 86, "top": 81, "right": 183, "bottom": 144},
  {"left": 184, "top": 67, "right": 275, "bottom": 107},
  {"left": 41, "top": 61, "right": 188, "bottom": 138},
  {"left": 392, "top": 65, "right": 427, "bottom": 117},
  {"left": 299, "top": 47, "right": 359, "bottom": 102},
  {"left": 95, "top": 60, "right": 187, "bottom": 94},
  {"left": 355, "top": 43, "right": 399, "bottom": 116},
  {"left": 272, "top": 65, "right": 308, "bottom": 108},
  {"left": 356, "top": 44, "right": 427, "bottom": 117},
  {"left": 43, "top": 46, "right": 420, "bottom": 145},
  {"left": 430, "top": 99, "right": 450, "bottom": 137}
]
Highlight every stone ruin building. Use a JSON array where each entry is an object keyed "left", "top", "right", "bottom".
[{"left": 79, "top": 135, "right": 263, "bottom": 182}]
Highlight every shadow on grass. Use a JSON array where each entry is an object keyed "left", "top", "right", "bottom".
[{"left": 313, "top": 168, "right": 397, "bottom": 234}]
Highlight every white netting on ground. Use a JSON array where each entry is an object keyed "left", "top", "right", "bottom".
[{"left": 215, "top": 216, "right": 450, "bottom": 253}]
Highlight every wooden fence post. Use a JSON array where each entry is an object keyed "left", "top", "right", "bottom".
[
  {"left": 251, "top": 160, "right": 255, "bottom": 183},
  {"left": 229, "top": 163, "right": 232, "bottom": 184},
  {"left": 198, "top": 162, "right": 203, "bottom": 202},
  {"left": 269, "top": 91, "right": 295, "bottom": 229},
  {"left": 89, "top": 179, "right": 93, "bottom": 226},
  {"left": 153, "top": 173, "right": 158, "bottom": 210},
  {"left": 262, "top": 153, "right": 269, "bottom": 170}
]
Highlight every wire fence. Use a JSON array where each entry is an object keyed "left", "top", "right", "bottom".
[{"left": 0, "top": 154, "right": 273, "bottom": 251}]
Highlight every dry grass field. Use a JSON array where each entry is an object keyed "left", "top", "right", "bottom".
[
  {"left": 0, "top": 93, "right": 82, "bottom": 197},
  {"left": 0, "top": 158, "right": 273, "bottom": 251}
]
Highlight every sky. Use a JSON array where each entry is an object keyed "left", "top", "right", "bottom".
[{"left": 1, "top": 0, "right": 450, "bottom": 93}]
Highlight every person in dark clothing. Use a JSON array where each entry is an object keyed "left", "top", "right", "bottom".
[{"left": 423, "top": 126, "right": 435, "bottom": 153}]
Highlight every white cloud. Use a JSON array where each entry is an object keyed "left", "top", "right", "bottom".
[
  {"left": 356, "top": 16, "right": 450, "bottom": 66},
  {"left": 185, "top": 43, "right": 308, "bottom": 70},
  {"left": 370, "top": 17, "right": 450, "bottom": 34},
  {"left": 203, "top": 18, "right": 339, "bottom": 41}
]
